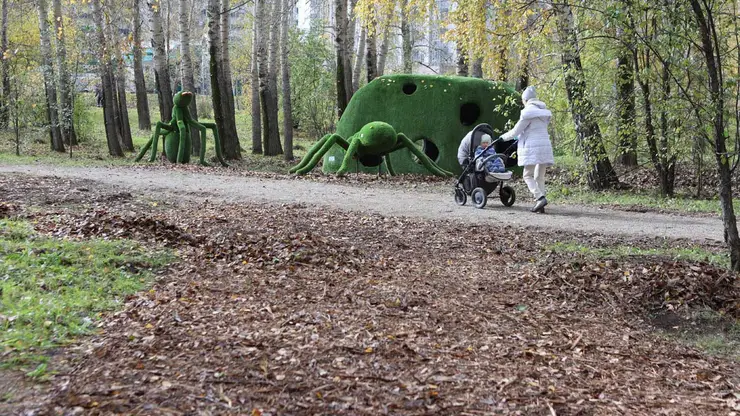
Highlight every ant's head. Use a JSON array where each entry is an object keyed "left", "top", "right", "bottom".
[{"left": 174, "top": 91, "right": 193, "bottom": 108}]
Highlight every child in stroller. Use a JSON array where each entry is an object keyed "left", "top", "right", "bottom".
[
  {"left": 475, "top": 134, "right": 506, "bottom": 174},
  {"left": 454, "top": 123, "right": 517, "bottom": 209}
]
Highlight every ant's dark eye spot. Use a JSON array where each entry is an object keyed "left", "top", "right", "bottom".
[
  {"left": 402, "top": 83, "right": 417, "bottom": 95},
  {"left": 460, "top": 103, "right": 481, "bottom": 126}
]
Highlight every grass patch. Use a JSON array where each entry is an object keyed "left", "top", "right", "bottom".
[
  {"left": 547, "top": 241, "right": 728, "bottom": 268},
  {"left": 651, "top": 309, "right": 740, "bottom": 361},
  {"left": 546, "top": 186, "right": 731, "bottom": 215},
  {"left": 0, "top": 219, "right": 174, "bottom": 369}
]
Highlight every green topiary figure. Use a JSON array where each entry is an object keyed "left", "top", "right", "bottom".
[
  {"left": 135, "top": 91, "right": 228, "bottom": 167},
  {"left": 292, "top": 74, "right": 522, "bottom": 176},
  {"left": 290, "top": 121, "right": 453, "bottom": 177}
]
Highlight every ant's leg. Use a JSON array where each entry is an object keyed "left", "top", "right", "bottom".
[
  {"left": 295, "top": 134, "right": 349, "bottom": 175},
  {"left": 135, "top": 121, "right": 173, "bottom": 162},
  {"left": 290, "top": 134, "right": 330, "bottom": 173},
  {"left": 337, "top": 138, "right": 361, "bottom": 176},
  {"left": 176, "top": 120, "right": 188, "bottom": 163},
  {"left": 199, "top": 122, "right": 229, "bottom": 167},
  {"left": 384, "top": 155, "right": 396, "bottom": 176}
]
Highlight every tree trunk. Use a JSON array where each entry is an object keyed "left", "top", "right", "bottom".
[
  {"left": 104, "top": 11, "right": 126, "bottom": 151},
  {"left": 251, "top": 0, "right": 262, "bottom": 153},
  {"left": 401, "top": 0, "right": 412, "bottom": 74},
  {"left": 256, "top": 0, "right": 279, "bottom": 155},
  {"left": 207, "top": 0, "right": 226, "bottom": 157},
  {"left": 113, "top": 41, "right": 134, "bottom": 151},
  {"left": 657, "top": 61, "right": 675, "bottom": 195},
  {"left": 52, "top": 0, "right": 76, "bottom": 145},
  {"left": 334, "top": 0, "right": 348, "bottom": 118},
  {"left": 689, "top": 0, "right": 740, "bottom": 270},
  {"left": 92, "top": 0, "right": 123, "bottom": 156},
  {"left": 200, "top": 33, "right": 209, "bottom": 94},
  {"left": 456, "top": 44, "right": 468, "bottom": 76},
  {"left": 106, "top": 17, "right": 133, "bottom": 151},
  {"left": 114, "top": 62, "right": 134, "bottom": 151},
  {"left": 471, "top": 57, "right": 483, "bottom": 78},
  {"left": 220, "top": 0, "right": 242, "bottom": 159},
  {"left": 266, "top": 0, "right": 282, "bottom": 155},
  {"left": 133, "top": 0, "right": 151, "bottom": 130},
  {"left": 552, "top": 3, "right": 618, "bottom": 190},
  {"left": 151, "top": 0, "right": 174, "bottom": 121},
  {"left": 36, "top": 0, "right": 64, "bottom": 152},
  {"left": 366, "top": 26, "right": 377, "bottom": 83},
  {"left": 615, "top": 38, "right": 637, "bottom": 166},
  {"left": 516, "top": 58, "right": 529, "bottom": 91},
  {"left": 281, "top": 0, "right": 294, "bottom": 160},
  {"left": 377, "top": 25, "right": 389, "bottom": 75},
  {"left": 344, "top": 0, "right": 355, "bottom": 99},
  {"left": 179, "top": 0, "right": 201, "bottom": 155},
  {"left": 0, "top": 0, "right": 9, "bottom": 129},
  {"left": 496, "top": 46, "right": 507, "bottom": 80},
  {"left": 636, "top": 65, "right": 673, "bottom": 197},
  {"left": 352, "top": 27, "right": 365, "bottom": 91}
]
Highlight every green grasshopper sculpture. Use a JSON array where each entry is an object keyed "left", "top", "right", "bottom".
[{"left": 135, "top": 91, "right": 228, "bottom": 167}]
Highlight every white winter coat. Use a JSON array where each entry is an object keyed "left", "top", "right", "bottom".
[{"left": 500, "top": 100, "right": 554, "bottom": 166}]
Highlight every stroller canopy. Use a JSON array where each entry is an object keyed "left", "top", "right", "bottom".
[{"left": 467, "top": 123, "right": 495, "bottom": 159}]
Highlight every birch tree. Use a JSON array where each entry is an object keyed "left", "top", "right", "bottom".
[
  {"left": 551, "top": 2, "right": 619, "bottom": 189},
  {"left": 207, "top": 0, "right": 225, "bottom": 148},
  {"left": 352, "top": 27, "right": 365, "bottom": 90},
  {"left": 0, "top": 0, "right": 9, "bottom": 128},
  {"left": 109, "top": 16, "right": 133, "bottom": 151},
  {"left": 334, "top": 0, "right": 348, "bottom": 117},
  {"left": 220, "top": 0, "right": 242, "bottom": 159},
  {"left": 250, "top": 0, "right": 262, "bottom": 153},
  {"left": 52, "top": 0, "right": 76, "bottom": 145},
  {"left": 365, "top": 25, "right": 377, "bottom": 82},
  {"left": 133, "top": 0, "right": 151, "bottom": 130},
  {"left": 179, "top": 0, "right": 200, "bottom": 154},
  {"left": 281, "top": 0, "right": 294, "bottom": 160},
  {"left": 36, "top": 0, "right": 64, "bottom": 152},
  {"left": 92, "top": 0, "right": 123, "bottom": 156},
  {"left": 377, "top": 28, "right": 389, "bottom": 75},
  {"left": 687, "top": 0, "right": 740, "bottom": 270},
  {"left": 151, "top": 0, "right": 174, "bottom": 121},
  {"left": 256, "top": 0, "right": 279, "bottom": 153},
  {"left": 615, "top": 27, "right": 636, "bottom": 166},
  {"left": 253, "top": 0, "right": 280, "bottom": 155},
  {"left": 400, "top": 0, "right": 412, "bottom": 73}
]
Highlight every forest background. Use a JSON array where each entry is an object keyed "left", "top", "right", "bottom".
[{"left": 0, "top": 0, "right": 739, "bottom": 266}]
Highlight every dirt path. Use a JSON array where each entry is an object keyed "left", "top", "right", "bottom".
[
  {"left": 0, "top": 170, "right": 737, "bottom": 415},
  {"left": 0, "top": 163, "right": 724, "bottom": 242}
]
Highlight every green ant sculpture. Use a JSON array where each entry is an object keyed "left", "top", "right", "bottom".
[
  {"left": 135, "top": 91, "right": 228, "bottom": 167},
  {"left": 290, "top": 121, "right": 453, "bottom": 177}
]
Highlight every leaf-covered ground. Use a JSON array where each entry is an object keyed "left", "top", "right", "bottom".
[{"left": 0, "top": 174, "right": 738, "bottom": 415}]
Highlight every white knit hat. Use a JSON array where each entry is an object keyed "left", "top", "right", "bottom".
[
  {"left": 522, "top": 86, "right": 537, "bottom": 102},
  {"left": 480, "top": 134, "right": 492, "bottom": 144}
]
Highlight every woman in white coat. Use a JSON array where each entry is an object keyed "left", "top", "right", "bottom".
[{"left": 500, "top": 86, "right": 554, "bottom": 213}]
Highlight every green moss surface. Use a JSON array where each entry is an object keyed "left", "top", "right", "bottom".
[
  {"left": 322, "top": 74, "right": 522, "bottom": 175},
  {"left": 164, "top": 130, "right": 192, "bottom": 163}
]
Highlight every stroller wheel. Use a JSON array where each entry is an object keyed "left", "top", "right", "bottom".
[
  {"left": 500, "top": 185, "right": 516, "bottom": 207},
  {"left": 472, "top": 187, "right": 487, "bottom": 209},
  {"left": 454, "top": 188, "right": 467, "bottom": 206}
]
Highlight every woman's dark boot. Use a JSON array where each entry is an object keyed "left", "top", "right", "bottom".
[{"left": 531, "top": 196, "right": 548, "bottom": 213}]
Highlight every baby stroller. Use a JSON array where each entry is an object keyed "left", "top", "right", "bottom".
[{"left": 454, "top": 123, "right": 517, "bottom": 209}]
